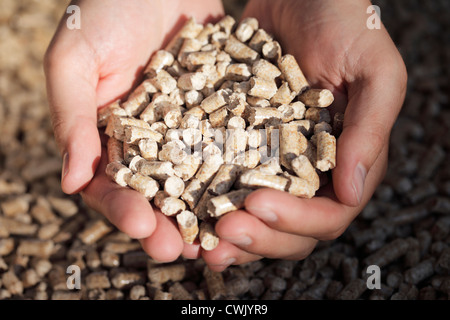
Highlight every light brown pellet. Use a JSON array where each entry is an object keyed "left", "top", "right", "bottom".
[
  {"left": 278, "top": 54, "right": 309, "bottom": 94},
  {"left": 316, "top": 131, "right": 336, "bottom": 172},
  {"left": 270, "top": 82, "right": 296, "bottom": 107},
  {"left": 0, "top": 217, "right": 38, "bottom": 236},
  {"left": 207, "top": 189, "right": 253, "bottom": 218},
  {"left": 121, "top": 85, "right": 150, "bottom": 117},
  {"left": 144, "top": 50, "right": 175, "bottom": 74},
  {"left": 0, "top": 194, "right": 32, "bottom": 217},
  {"left": 164, "top": 176, "right": 185, "bottom": 198},
  {"left": 153, "top": 191, "right": 186, "bottom": 217},
  {"left": 165, "top": 17, "right": 204, "bottom": 56},
  {"left": 305, "top": 107, "right": 331, "bottom": 124},
  {"left": 137, "top": 138, "right": 158, "bottom": 161},
  {"left": 123, "top": 141, "right": 140, "bottom": 164},
  {"left": 105, "top": 162, "right": 132, "bottom": 187},
  {"left": 176, "top": 210, "right": 199, "bottom": 244},
  {"left": 148, "top": 69, "right": 177, "bottom": 95},
  {"left": 174, "top": 154, "right": 202, "bottom": 181},
  {"left": 235, "top": 17, "right": 258, "bottom": 43},
  {"left": 248, "top": 107, "right": 282, "bottom": 126},
  {"left": 200, "top": 89, "right": 230, "bottom": 114},
  {"left": 278, "top": 104, "right": 295, "bottom": 123},
  {"left": 261, "top": 40, "right": 282, "bottom": 62},
  {"left": 291, "top": 155, "right": 320, "bottom": 191},
  {"left": 148, "top": 264, "right": 186, "bottom": 284},
  {"left": 248, "top": 77, "right": 278, "bottom": 100},
  {"left": 199, "top": 221, "right": 219, "bottom": 251},
  {"left": 124, "top": 125, "right": 164, "bottom": 145},
  {"left": 86, "top": 271, "right": 111, "bottom": 290},
  {"left": 16, "top": 239, "right": 54, "bottom": 258},
  {"left": 97, "top": 100, "right": 127, "bottom": 127},
  {"left": 130, "top": 156, "right": 175, "bottom": 180},
  {"left": 224, "top": 35, "right": 259, "bottom": 64},
  {"left": 279, "top": 123, "right": 308, "bottom": 169},
  {"left": 239, "top": 170, "right": 289, "bottom": 192},
  {"left": 0, "top": 238, "right": 15, "bottom": 256},
  {"left": 299, "top": 89, "right": 334, "bottom": 108},
  {"left": 78, "top": 220, "right": 113, "bottom": 245},
  {"left": 283, "top": 173, "right": 316, "bottom": 198},
  {"left": 177, "top": 72, "right": 207, "bottom": 91}
]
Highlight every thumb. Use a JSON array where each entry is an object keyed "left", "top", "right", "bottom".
[
  {"left": 333, "top": 62, "right": 407, "bottom": 207},
  {"left": 44, "top": 41, "right": 101, "bottom": 195}
]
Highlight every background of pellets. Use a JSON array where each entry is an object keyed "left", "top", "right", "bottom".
[{"left": 0, "top": 0, "right": 448, "bottom": 300}]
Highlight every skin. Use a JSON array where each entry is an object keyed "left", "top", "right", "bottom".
[{"left": 44, "top": 0, "right": 407, "bottom": 270}]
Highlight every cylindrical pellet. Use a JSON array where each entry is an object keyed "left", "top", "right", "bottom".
[
  {"left": 164, "top": 176, "right": 185, "bottom": 198},
  {"left": 164, "top": 17, "right": 204, "bottom": 56},
  {"left": 284, "top": 173, "right": 316, "bottom": 198},
  {"left": 125, "top": 173, "right": 160, "bottom": 200},
  {"left": 199, "top": 221, "right": 219, "bottom": 251},
  {"left": 138, "top": 138, "right": 158, "bottom": 161},
  {"left": 130, "top": 157, "right": 175, "bottom": 180},
  {"left": 200, "top": 89, "right": 230, "bottom": 114},
  {"left": 207, "top": 164, "right": 243, "bottom": 196},
  {"left": 298, "top": 88, "right": 334, "bottom": 108},
  {"left": 291, "top": 155, "right": 320, "bottom": 191},
  {"left": 203, "top": 266, "right": 227, "bottom": 300},
  {"left": 248, "top": 107, "right": 282, "bottom": 126},
  {"left": 78, "top": 220, "right": 113, "bottom": 245},
  {"left": 174, "top": 154, "right": 202, "bottom": 181},
  {"left": 239, "top": 170, "right": 289, "bottom": 192},
  {"left": 97, "top": 100, "right": 127, "bottom": 127},
  {"left": 207, "top": 189, "right": 253, "bottom": 218},
  {"left": 176, "top": 210, "right": 199, "bottom": 244},
  {"left": 144, "top": 50, "right": 175, "bottom": 74},
  {"left": 235, "top": 17, "right": 258, "bottom": 43},
  {"left": 247, "top": 77, "right": 278, "bottom": 100},
  {"left": 105, "top": 162, "right": 132, "bottom": 187},
  {"left": 177, "top": 72, "right": 207, "bottom": 91},
  {"left": 279, "top": 123, "right": 308, "bottom": 170},
  {"left": 277, "top": 54, "right": 309, "bottom": 94},
  {"left": 262, "top": 40, "right": 282, "bottom": 62},
  {"left": 316, "top": 131, "right": 336, "bottom": 172},
  {"left": 107, "top": 137, "right": 124, "bottom": 163},
  {"left": 270, "top": 82, "right": 296, "bottom": 107},
  {"left": 224, "top": 35, "right": 259, "bottom": 64},
  {"left": 153, "top": 191, "right": 186, "bottom": 216}
]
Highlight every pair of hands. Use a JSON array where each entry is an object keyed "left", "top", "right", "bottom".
[{"left": 44, "top": 0, "right": 407, "bottom": 271}]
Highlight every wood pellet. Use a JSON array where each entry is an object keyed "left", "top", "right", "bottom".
[{"left": 100, "top": 16, "right": 338, "bottom": 248}]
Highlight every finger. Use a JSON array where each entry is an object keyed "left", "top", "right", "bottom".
[
  {"left": 81, "top": 147, "right": 156, "bottom": 240},
  {"left": 245, "top": 189, "right": 350, "bottom": 240},
  {"left": 201, "top": 239, "right": 262, "bottom": 273},
  {"left": 181, "top": 241, "right": 202, "bottom": 260},
  {"left": 139, "top": 210, "right": 184, "bottom": 263},
  {"left": 44, "top": 31, "right": 100, "bottom": 195},
  {"left": 334, "top": 51, "right": 407, "bottom": 207},
  {"left": 215, "top": 210, "right": 318, "bottom": 258}
]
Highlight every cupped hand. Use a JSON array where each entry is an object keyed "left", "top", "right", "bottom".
[
  {"left": 44, "top": 0, "right": 224, "bottom": 262},
  {"left": 202, "top": 0, "right": 407, "bottom": 271}
]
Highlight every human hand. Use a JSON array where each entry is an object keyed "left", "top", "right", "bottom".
[
  {"left": 44, "top": 0, "right": 224, "bottom": 262},
  {"left": 201, "top": 0, "right": 408, "bottom": 271}
]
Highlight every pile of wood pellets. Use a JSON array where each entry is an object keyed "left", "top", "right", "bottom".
[
  {"left": 0, "top": 0, "right": 448, "bottom": 300},
  {"left": 101, "top": 15, "right": 339, "bottom": 250}
]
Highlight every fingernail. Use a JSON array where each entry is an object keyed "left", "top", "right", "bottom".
[
  {"left": 246, "top": 206, "right": 277, "bottom": 222},
  {"left": 352, "top": 162, "right": 367, "bottom": 204},
  {"left": 62, "top": 152, "right": 69, "bottom": 181},
  {"left": 223, "top": 235, "right": 252, "bottom": 246}
]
